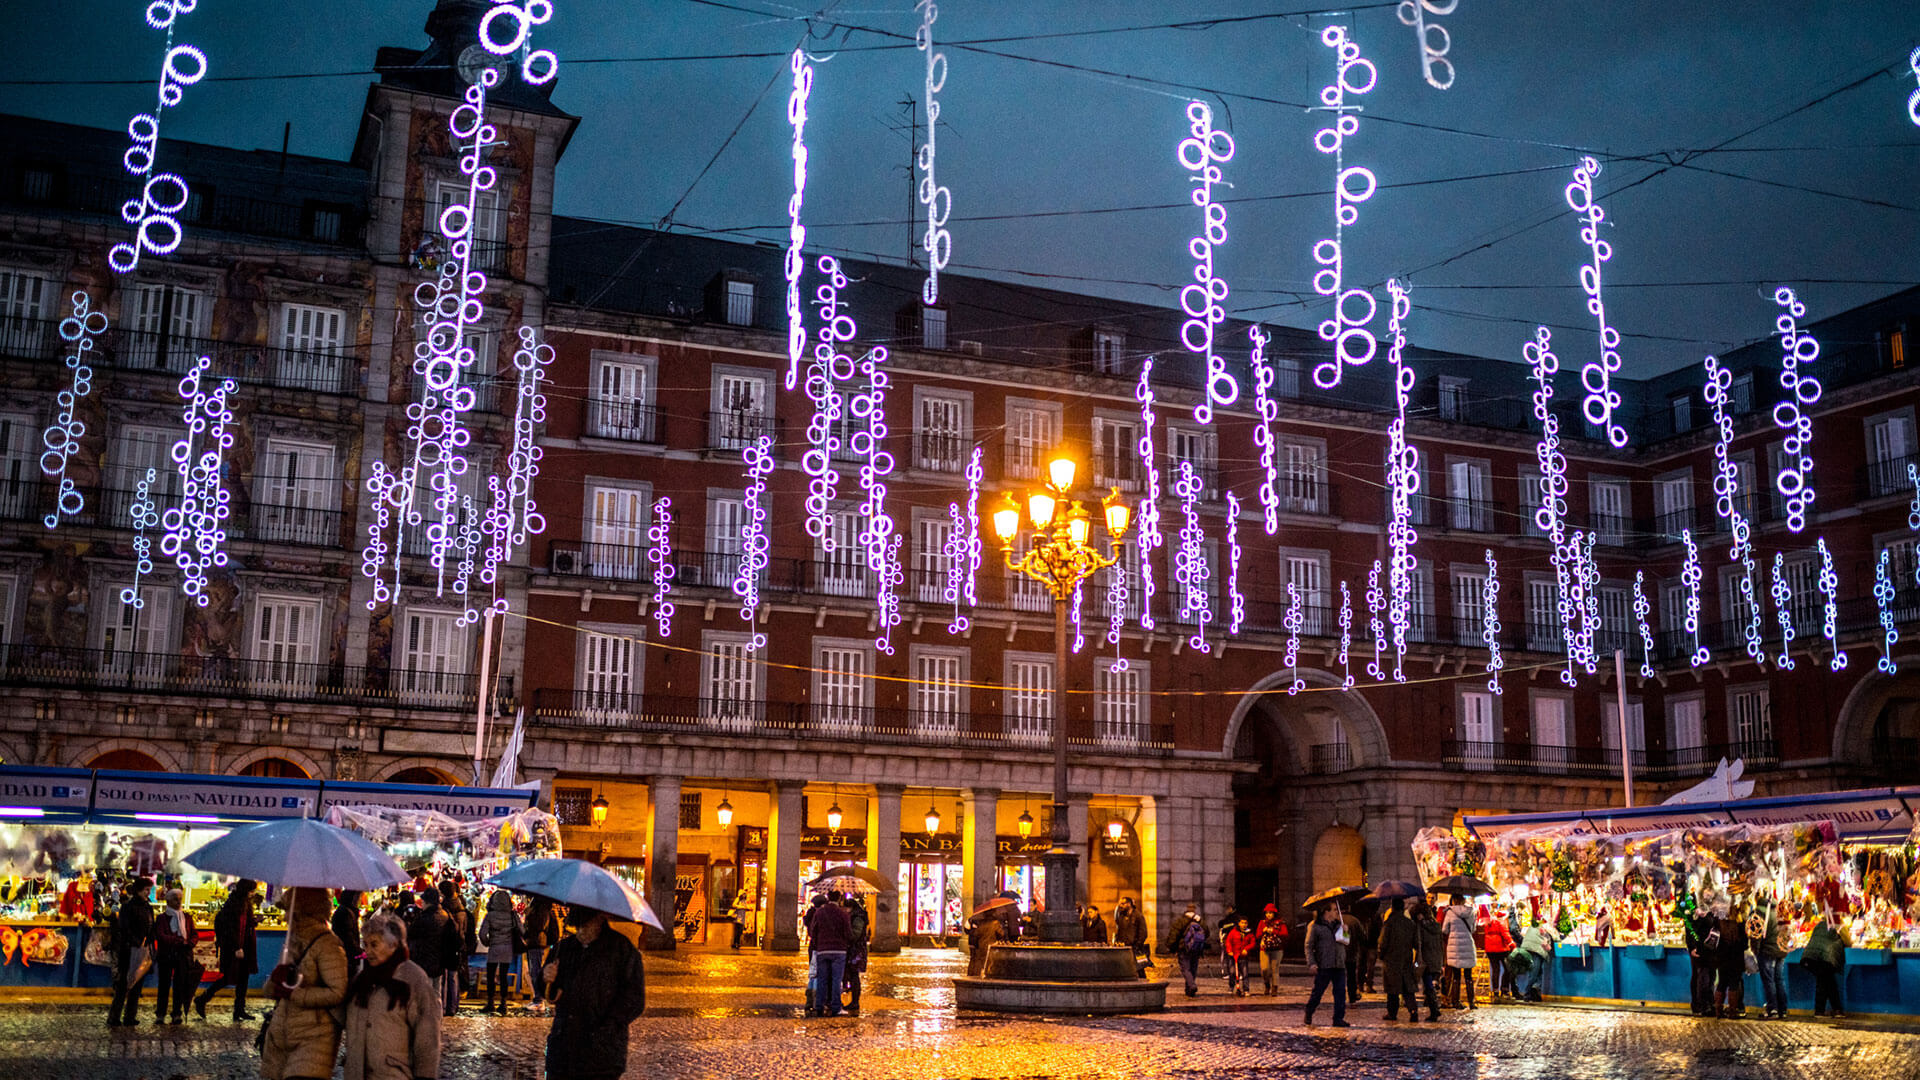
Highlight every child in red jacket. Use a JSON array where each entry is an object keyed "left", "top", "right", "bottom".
[{"left": 1223, "top": 917, "right": 1258, "bottom": 996}]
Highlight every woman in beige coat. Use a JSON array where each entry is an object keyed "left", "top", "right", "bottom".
[
  {"left": 343, "top": 914, "right": 442, "bottom": 1080},
  {"left": 261, "top": 887, "right": 349, "bottom": 1080}
]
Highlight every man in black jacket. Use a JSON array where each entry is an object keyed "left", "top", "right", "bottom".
[
  {"left": 107, "top": 877, "right": 156, "bottom": 1027},
  {"left": 544, "top": 906, "right": 646, "bottom": 1080},
  {"left": 408, "top": 889, "right": 463, "bottom": 1016}
]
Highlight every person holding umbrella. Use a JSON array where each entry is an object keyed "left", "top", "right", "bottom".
[
  {"left": 965, "top": 897, "right": 1013, "bottom": 977},
  {"left": 544, "top": 904, "right": 648, "bottom": 1079},
  {"left": 261, "top": 887, "right": 349, "bottom": 1080},
  {"left": 1377, "top": 898, "right": 1419, "bottom": 1021},
  {"left": 1302, "top": 901, "right": 1350, "bottom": 1027}
]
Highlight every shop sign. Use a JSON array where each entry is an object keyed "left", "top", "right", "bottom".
[
  {"left": 92, "top": 771, "right": 316, "bottom": 821},
  {"left": 1725, "top": 793, "right": 1913, "bottom": 838},
  {"left": 318, "top": 781, "right": 532, "bottom": 820},
  {"left": 0, "top": 766, "right": 92, "bottom": 817},
  {"left": 738, "top": 826, "right": 1050, "bottom": 857},
  {"left": 996, "top": 837, "right": 1052, "bottom": 856},
  {"left": 1575, "top": 809, "right": 1733, "bottom": 836},
  {"left": 900, "top": 832, "right": 962, "bottom": 855}
]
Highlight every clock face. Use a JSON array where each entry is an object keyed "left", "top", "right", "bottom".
[{"left": 457, "top": 45, "right": 505, "bottom": 86}]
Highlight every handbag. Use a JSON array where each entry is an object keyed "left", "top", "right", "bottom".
[{"left": 1744, "top": 950, "right": 1758, "bottom": 975}]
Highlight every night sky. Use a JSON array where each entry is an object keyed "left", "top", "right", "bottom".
[{"left": 6, "top": 1, "right": 1918, "bottom": 376}]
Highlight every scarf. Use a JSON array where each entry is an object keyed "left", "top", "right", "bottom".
[{"left": 347, "top": 944, "right": 413, "bottom": 1011}]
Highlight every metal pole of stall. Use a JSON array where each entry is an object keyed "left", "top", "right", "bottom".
[{"left": 1614, "top": 648, "right": 1634, "bottom": 807}]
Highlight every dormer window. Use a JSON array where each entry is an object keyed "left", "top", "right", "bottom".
[
  {"left": 1093, "top": 329, "right": 1125, "bottom": 374},
  {"left": 725, "top": 280, "right": 755, "bottom": 326},
  {"left": 922, "top": 306, "right": 948, "bottom": 350}
]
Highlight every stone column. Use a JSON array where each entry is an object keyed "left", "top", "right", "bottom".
[
  {"left": 764, "top": 780, "right": 806, "bottom": 952},
  {"left": 866, "top": 783, "right": 903, "bottom": 954},
  {"left": 1067, "top": 791, "right": 1091, "bottom": 907},
  {"left": 962, "top": 787, "right": 1000, "bottom": 915},
  {"left": 643, "top": 775, "right": 681, "bottom": 951}
]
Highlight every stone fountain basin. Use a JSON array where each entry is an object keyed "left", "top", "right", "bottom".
[{"left": 953, "top": 943, "right": 1168, "bottom": 1014}]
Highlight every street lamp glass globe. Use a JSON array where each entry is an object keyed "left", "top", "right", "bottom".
[
  {"left": 1103, "top": 492, "right": 1131, "bottom": 537},
  {"left": 1028, "top": 492, "right": 1057, "bottom": 528},
  {"left": 1017, "top": 809, "right": 1034, "bottom": 838},
  {"left": 992, "top": 502, "right": 1021, "bottom": 542},
  {"left": 1107, "top": 818, "right": 1124, "bottom": 842},
  {"left": 925, "top": 804, "right": 941, "bottom": 835},
  {"left": 827, "top": 802, "right": 843, "bottom": 831},
  {"left": 715, "top": 797, "right": 733, "bottom": 827},
  {"left": 1048, "top": 457, "right": 1077, "bottom": 490},
  {"left": 590, "top": 796, "right": 609, "bottom": 827}
]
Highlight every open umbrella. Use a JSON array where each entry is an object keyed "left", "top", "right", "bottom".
[
  {"left": 1302, "top": 885, "right": 1370, "bottom": 911},
  {"left": 487, "top": 858, "right": 664, "bottom": 931},
  {"left": 184, "top": 818, "right": 407, "bottom": 891},
  {"left": 1368, "top": 879, "right": 1425, "bottom": 900},
  {"left": 804, "top": 864, "right": 893, "bottom": 895},
  {"left": 1427, "top": 874, "right": 1495, "bottom": 897},
  {"left": 970, "top": 895, "right": 1018, "bottom": 918}
]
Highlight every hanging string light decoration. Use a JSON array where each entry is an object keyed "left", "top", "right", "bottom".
[
  {"left": 161, "top": 355, "right": 235, "bottom": 607},
  {"left": 1876, "top": 548, "right": 1899, "bottom": 674},
  {"left": 1366, "top": 558, "right": 1386, "bottom": 681},
  {"left": 1310, "top": 26, "right": 1379, "bottom": 391},
  {"left": 1909, "top": 462, "right": 1920, "bottom": 534},
  {"left": 1284, "top": 582, "right": 1304, "bottom": 695},
  {"left": 111, "top": 0, "right": 207, "bottom": 274},
  {"left": 1483, "top": 548, "right": 1503, "bottom": 694},
  {"left": 1173, "top": 461, "right": 1212, "bottom": 652},
  {"left": 1680, "top": 529, "right": 1708, "bottom": 666},
  {"left": 852, "top": 345, "right": 903, "bottom": 654},
  {"left": 1817, "top": 537, "right": 1846, "bottom": 671},
  {"left": 648, "top": 496, "right": 675, "bottom": 638},
  {"left": 1225, "top": 492, "right": 1246, "bottom": 634},
  {"left": 41, "top": 293, "right": 106, "bottom": 529},
  {"left": 945, "top": 445, "right": 984, "bottom": 635},
  {"left": 1565, "top": 157, "right": 1628, "bottom": 448},
  {"left": 1396, "top": 0, "right": 1458, "bottom": 89},
  {"left": 1632, "top": 570, "right": 1656, "bottom": 678},
  {"left": 478, "top": 1, "right": 559, "bottom": 82},
  {"left": 1071, "top": 581, "right": 1087, "bottom": 653},
  {"left": 1771, "top": 288, "right": 1822, "bottom": 532},
  {"left": 1383, "top": 280, "right": 1419, "bottom": 684},
  {"left": 1526, "top": 326, "right": 1579, "bottom": 685},
  {"left": 1572, "top": 530, "right": 1600, "bottom": 675},
  {"left": 1246, "top": 326, "right": 1280, "bottom": 534},
  {"left": 733, "top": 435, "right": 774, "bottom": 652},
  {"left": 915, "top": 0, "right": 950, "bottom": 304},
  {"left": 1908, "top": 46, "right": 1920, "bottom": 126},
  {"left": 1105, "top": 536, "right": 1130, "bottom": 675},
  {"left": 1177, "top": 100, "right": 1238, "bottom": 424},
  {"left": 1771, "top": 551, "right": 1796, "bottom": 670},
  {"left": 1702, "top": 354, "right": 1766, "bottom": 667},
  {"left": 121, "top": 467, "right": 160, "bottom": 608},
  {"left": 783, "top": 48, "right": 812, "bottom": 391},
  {"left": 1135, "top": 360, "right": 1164, "bottom": 629},
  {"left": 1337, "top": 581, "right": 1355, "bottom": 689},
  {"left": 468, "top": 325, "right": 552, "bottom": 624},
  {"left": 802, "top": 255, "right": 853, "bottom": 550}
]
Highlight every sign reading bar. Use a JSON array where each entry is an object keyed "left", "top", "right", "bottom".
[
  {"left": 92, "top": 770, "right": 316, "bottom": 822},
  {"left": 319, "top": 781, "right": 533, "bottom": 820},
  {"left": 739, "top": 826, "right": 1058, "bottom": 858}
]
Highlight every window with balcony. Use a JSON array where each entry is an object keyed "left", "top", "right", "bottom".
[
  {"left": 252, "top": 595, "right": 320, "bottom": 689},
  {"left": 590, "top": 354, "right": 658, "bottom": 442},
  {"left": 1004, "top": 401, "right": 1058, "bottom": 480},
  {"left": 0, "top": 268, "right": 49, "bottom": 356},
  {"left": 255, "top": 440, "right": 336, "bottom": 546},
  {"left": 399, "top": 609, "right": 468, "bottom": 705},
  {"left": 277, "top": 303, "right": 347, "bottom": 391},
  {"left": 1097, "top": 661, "right": 1149, "bottom": 746},
  {"left": 1093, "top": 415, "right": 1140, "bottom": 492},
  {"left": 1655, "top": 472, "right": 1694, "bottom": 538},
  {"left": 585, "top": 484, "right": 649, "bottom": 581},
  {"left": 1438, "top": 376, "right": 1468, "bottom": 421},
  {"left": 1458, "top": 689, "right": 1497, "bottom": 769},
  {"left": 1092, "top": 329, "right": 1125, "bottom": 374},
  {"left": 1667, "top": 695, "right": 1704, "bottom": 756},
  {"left": 1729, "top": 684, "right": 1772, "bottom": 751},
  {"left": 814, "top": 639, "right": 874, "bottom": 729},
  {"left": 1517, "top": 466, "right": 1546, "bottom": 537},
  {"left": 724, "top": 280, "right": 755, "bottom": 326},
  {"left": 1531, "top": 694, "right": 1569, "bottom": 770},
  {"left": 1450, "top": 567, "right": 1487, "bottom": 645},
  {"left": 1005, "top": 654, "right": 1053, "bottom": 742},
  {"left": 1279, "top": 440, "right": 1326, "bottom": 513},
  {"left": 921, "top": 306, "right": 948, "bottom": 351},
  {"left": 911, "top": 647, "right": 966, "bottom": 731},
  {"left": 1409, "top": 559, "right": 1436, "bottom": 641},
  {"left": 411, "top": 318, "right": 498, "bottom": 410},
  {"left": 101, "top": 582, "right": 172, "bottom": 682},
  {"left": 1526, "top": 577, "right": 1563, "bottom": 652},
  {"left": 1006, "top": 533, "right": 1051, "bottom": 614},
  {"left": 914, "top": 515, "right": 953, "bottom": 603},
  {"left": 678, "top": 792, "right": 702, "bottom": 830},
  {"left": 0, "top": 413, "right": 34, "bottom": 522},
  {"left": 1885, "top": 536, "right": 1920, "bottom": 588},
  {"left": 1167, "top": 425, "right": 1217, "bottom": 499},
  {"left": 1275, "top": 356, "right": 1302, "bottom": 400},
  {"left": 1590, "top": 478, "right": 1628, "bottom": 545},
  {"left": 579, "top": 628, "right": 637, "bottom": 712},
  {"left": 1284, "top": 552, "right": 1328, "bottom": 636},
  {"left": 1601, "top": 699, "right": 1645, "bottom": 762},
  {"left": 1662, "top": 582, "right": 1688, "bottom": 651},
  {"left": 1866, "top": 410, "right": 1916, "bottom": 497},
  {"left": 1599, "top": 584, "right": 1630, "bottom": 652},
  {"left": 1174, "top": 540, "right": 1218, "bottom": 627},
  {"left": 1103, "top": 539, "right": 1139, "bottom": 621},
  {"left": 126, "top": 284, "right": 207, "bottom": 369},
  {"left": 702, "top": 631, "right": 761, "bottom": 723},
  {"left": 818, "top": 507, "right": 872, "bottom": 597},
  {"left": 108, "top": 425, "right": 177, "bottom": 519},
  {"left": 914, "top": 393, "right": 968, "bottom": 472},
  {"left": 710, "top": 369, "right": 772, "bottom": 451},
  {"left": 1446, "top": 459, "right": 1491, "bottom": 531},
  {"left": 433, "top": 181, "right": 503, "bottom": 269}
]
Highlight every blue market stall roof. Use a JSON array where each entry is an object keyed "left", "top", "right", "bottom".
[
  {"left": 1462, "top": 785, "right": 1920, "bottom": 843},
  {"left": 0, "top": 763, "right": 535, "bottom": 826}
]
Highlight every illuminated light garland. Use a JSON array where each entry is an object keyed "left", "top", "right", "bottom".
[
  {"left": 1564, "top": 157, "right": 1628, "bottom": 448},
  {"left": 1173, "top": 460, "right": 1212, "bottom": 652},
  {"left": 851, "top": 345, "right": 903, "bottom": 653},
  {"left": 1337, "top": 581, "right": 1355, "bottom": 689},
  {"left": 1396, "top": 0, "right": 1457, "bottom": 90},
  {"left": 121, "top": 466, "right": 160, "bottom": 608},
  {"left": 1909, "top": 46, "right": 1920, "bottom": 126},
  {"left": 1573, "top": 530, "right": 1600, "bottom": 675},
  {"left": 1246, "top": 326, "right": 1280, "bottom": 533},
  {"left": 1526, "top": 326, "right": 1580, "bottom": 685},
  {"left": 803, "top": 255, "right": 854, "bottom": 550},
  {"left": 915, "top": 0, "right": 950, "bottom": 304},
  {"left": 1383, "top": 281, "right": 1418, "bottom": 679},
  {"left": 1771, "top": 552, "right": 1796, "bottom": 670},
  {"left": 477, "top": 1, "right": 559, "bottom": 85},
  {"left": 111, "top": 1, "right": 207, "bottom": 274},
  {"left": 783, "top": 49, "right": 812, "bottom": 391},
  {"left": 1876, "top": 548, "right": 1899, "bottom": 674},
  {"left": 1366, "top": 559, "right": 1386, "bottom": 681},
  {"left": 946, "top": 445, "right": 984, "bottom": 635},
  {"left": 733, "top": 435, "right": 774, "bottom": 652},
  {"left": 1679, "top": 529, "right": 1708, "bottom": 666},
  {"left": 1224, "top": 492, "right": 1245, "bottom": 634},
  {"left": 1817, "top": 537, "right": 1846, "bottom": 671},
  {"left": 1284, "top": 582, "right": 1304, "bottom": 695},
  {"left": 1071, "top": 582, "right": 1086, "bottom": 654},
  {"left": 1135, "top": 360, "right": 1164, "bottom": 629},
  {"left": 1702, "top": 353, "right": 1767, "bottom": 667},
  {"left": 41, "top": 292, "right": 106, "bottom": 528},
  {"left": 1908, "top": 463, "right": 1920, "bottom": 533},
  {"left": 468, "top": 325, "right": 552, "bottom": 624},
  {"left": 1309, "top": 26, "right": 1379, "bottom": 391},
  {"left": 1771, "top": 287, "right": 1822, "bottom": 532},
  {"left": 1177, "top": 100, "right": 1238, "bottom": 424},
  {"left": 648, "top": 496, "right": 675, "bottom": 639},
  {"left": 1105, "top": 533, "right": 1130, "bottom": 675},
  {"left": 159, "top": 354, "right": 234, "bottom": 607},
  {"left": 1483, "top": 548, "right": 1503, "bottom": 694},
  {"left": 1632, "top": 570, "right": 1655, "bottom": 679},
  {"left": 1739, "top": 554, "right": 1765, "bottom": 669}
]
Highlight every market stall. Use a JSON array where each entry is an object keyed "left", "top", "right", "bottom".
[{"left": 1413, "top": 786, "right": 1920, "bottom": 1016}]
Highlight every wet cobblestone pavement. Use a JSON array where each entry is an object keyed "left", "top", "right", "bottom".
[{"left": 3, "top": 949, "right": 1916, "bottom": 1079}]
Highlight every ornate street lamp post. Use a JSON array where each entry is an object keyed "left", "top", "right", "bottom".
[{"left": 991, "top": 454, "right": 1131, "bottom": 943}]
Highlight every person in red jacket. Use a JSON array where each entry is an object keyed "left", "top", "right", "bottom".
[
  {"left": 1254, "top": 904, "right": 1291, "bottom": 996},
  {"left": 1223, "top": 917, "right": 1257, "bottom": 997},
  {"left": 1481, "top": 908, "right": 1515, "bottom": 1001}
]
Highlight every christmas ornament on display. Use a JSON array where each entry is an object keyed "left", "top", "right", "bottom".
[
  {"left": 111, "top": 0, "right": 208, "bottom": 274},
  {"left": 1817, "top": 537, "right": 1846, "bottom": 670},
  {"left": 802, "top": 256, "right": 853, "bottom": 551},
  {"left": 1383, "top": 281, "right": 1418, "bottom": 682},
  {"left": 1771, "top": 288, "right": 1822, "bottom": 532},
  {"left": 41, "top": 293, "right": 106, "bottom": 530},
  {"left": 945, "top": 445, "right": 984, "bottom": 634},
  {"left": 1177, "top": 100, "right": 1238, "bottom": 424},
  {"left": 1134, "top": 361, "right": 1164, "bottom": 629},
  {"left": 161, "top": 355, "right": 235, "bottom": 608},
  {"left": 1396, "top": 0, "right": 1458, "bottom": 89},
  {"left": 1284, "top": 582, "right": 1304, "bottom": 695},
  {"left": 1483, "top": 548, "right": 1503, "bottom": 693},
  {"left": 1310, "top": 25, "right": 1379, "bottom": 391},
  {"left": 852, "top": 345, "right": 903, "bottom": 653},
  {"left": 648, "top": 497, "right": 675, "bottom": 638},
  {"left": 1246, "top": 326, "right": 1281, "bottom": 534},
  {"left": 1771, "top": 552, "right": 1796, "bottom": 670},
  {"left": 1337, "top": 581, "right": 1355, "bottom": 689},
  {"left": 1680, "top": 529, "right": 1707, "bottom": 666},
  {"left": 915, "top": 0, "right": 950, "bottom": 304},
  {"left": 733, "top": 435, "right": 775, "bottom": 652},
  {"left": 1632, "top": 570, "right": 1656, "bottom": 678},
  {"left": 1366, "top": 559, "right": 1386, "bottom": 681},
  {"left": 1526, "top": 326, "right": 1580, "bottom": 685},
  {"left": 1565, "top": 157, "right": 1628, "bottom": 448},
  {"left": 783, "top": 48, "right": 812, "bottom": 391},
  {"left": 1224, "top": 492, "right": 1246, "bottom": 634},
  {"left": 1173, "top": 461, "right": 1211, "bottom": 652},
  {"left": 1875, "top": 548, "right": 1899, "bottom": 674}
]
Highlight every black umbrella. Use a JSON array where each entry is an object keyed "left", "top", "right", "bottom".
[
  {"left": 1427, "top": 874, "right": 1495, "bottom": 897},
  {"left": 1369, "top": 879, "right": 1425, "bottom": 900},
  {"left": 1302, "top": 885, "right": 1371, "bottom": 911}
]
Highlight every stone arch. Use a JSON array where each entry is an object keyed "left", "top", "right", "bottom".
[
  {"left": 0, "top": 733, "right": 26, "bottom": 767},
  {"left": 1831, "top": 655, "right": 1920, "bottom": 765},
  {"left": 372, "top": 758, "right": 465, "bottom": 786},
  {"left": 1223, "top": 667, "right": 1390, "bottom": 772},
  {"left": 70, "top": 738, "right": 183, "bottom": 774},
  {"left": 1310, "top": 824, "right": 1367, "bottom": 893},
  {"left": 227, "top": 745, "right": 323, "bottom": 779}
]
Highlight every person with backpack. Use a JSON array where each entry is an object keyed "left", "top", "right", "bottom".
[
  {"left": 1165, "top": 903, "right": 1211, "bottom": 998},
  {"left": 1254, "top": 904, "right": 1289, "bottom": 996}
]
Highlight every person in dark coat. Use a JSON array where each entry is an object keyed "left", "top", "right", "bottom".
[
  {"left": 805, "top": 890, "right": 854, "bottom": 1017},
  {"left": 1377, "top": 898, "right": 1421, "bottom": 1021},
  {"left": 1714, "top": 907, "right": 1749, "bottom": 1018},
  {"left": 1302, "top": 905, "right": 1348, "bottom": 1027},
  {"left": 407, "top": 890, "right": 463, "bottom": 1017},
  {"left": 1684, "top": 907, "right": 1719, "bottom": 1017},
  {"left": 107, "top": 877, "right": 156, "bottom": 1027},
  {"left": 1414, "top": 901, "right": 1446, "bottom": 1022},
  {"left": 195, "top": 878, "right": 258, "bottom": 1021},
  {"left": 842, "top": 896, "right": 870, "bottom": 1016},
  {"left": 152, "top": 887, "right": 197, "bottom": 1024},
  {"left": 1113, "top": 897, "right": 1149, "bottom": 971},
  {"left": 1341, "top": 908, "right": 1367, "bottom": 1003},
  {"left": 965, "top": 906, "right": 1006, "bottom": 978},
  {"left": 543, "top": 907, "right": 646, "bottom": 1080},
  {"left": 1164, "top": 903, "right": 1211, "bottom": 998},
  {"left": 334, "top": 890, "right": 365, "bottom": 983},
  {"left": 1080, "top": 905, "right": 1109, "bottom": 944},
  {"left": 523, "top": 897, "right": 561, "bottom": 1012}
]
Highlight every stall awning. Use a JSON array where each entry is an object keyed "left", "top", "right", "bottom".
[
  {"left": 0, "top": 766, "right": 93, "bottom": 823},
  {"left": 1463, "top": 786, "right": 1916, "bottom": 843},
  {"left": 0, "top": 765, "right": 538, "bottom": 826},
  {"left": 91, "top": 769, "right": 320, "bottom": 825},
  {"left": 318, "top": 780, "right": 535, "bottom": 820}
]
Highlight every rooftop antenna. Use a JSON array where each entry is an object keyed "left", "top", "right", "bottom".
[{"left": 279, "top": 121, "right": 291, "bottom": 177}]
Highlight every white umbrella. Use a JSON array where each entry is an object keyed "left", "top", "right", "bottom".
[
  {"left": 184, "top": 818, "right": 408, "bottom": 891},
  {"left": 487, "top": 858, "right": 665, "bottom": 930}
]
